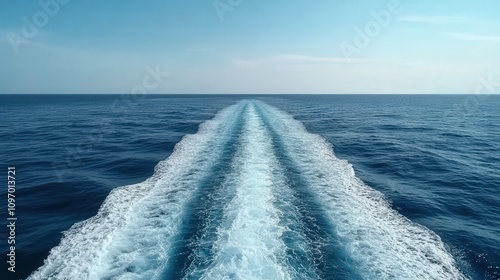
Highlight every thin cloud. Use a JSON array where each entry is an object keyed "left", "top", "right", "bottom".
[
  {"left": 232, "top": 54, "right": 372, "bottom": 66},
  {"left": 450, "top": 32, "right": 500, "bottom": 42},
  {"left": 397, "top": 15, "right": 471, "bottom": 23}
]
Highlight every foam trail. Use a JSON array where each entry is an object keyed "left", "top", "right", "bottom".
[
  {"left": 28, "top": 102, "right": 247, "bottom": 280},
  {"left": 195, "top": 103, "right": 293, "bottom": 279},
  {"left": 256, "top": 101, "right": 468, "bottom": 280},
  {"left": 28, "top": 100, "right": 469, "bottom": 280},
  {"left": 181, "top": 102, "right": 320, "bottom": 279}
]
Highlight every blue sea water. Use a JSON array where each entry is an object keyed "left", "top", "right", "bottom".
[{"left": 0, "top": 94, "right": 499, "bottom": 279}]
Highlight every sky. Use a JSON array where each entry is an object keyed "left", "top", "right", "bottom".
[{"left": 0, "top": 0, "right": 499, "bottom": 94}]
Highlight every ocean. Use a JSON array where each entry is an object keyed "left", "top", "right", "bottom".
[{"left": 0, "top": 94, "right": 499, "bottom": 279}]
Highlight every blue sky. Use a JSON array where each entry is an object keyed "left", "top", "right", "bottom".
[{"left": 1, "top": 0, "right": 499, "bottom": 94}]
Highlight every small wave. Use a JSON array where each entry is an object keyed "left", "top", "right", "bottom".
[
  {"left": 28, "top": 102, "right": 247, "bottom": 280},
  {"left": 257, "top": 101, "right": 468, "bottom": 280},
  {"left": 29, "top": 100, "right": 468, "bottom": 280}
]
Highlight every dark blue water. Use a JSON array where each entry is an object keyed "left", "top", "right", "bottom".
[{"left": 0, "top": 94, "right": 498, "bottom": 279}]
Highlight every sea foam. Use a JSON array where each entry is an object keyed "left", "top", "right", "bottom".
[{"left": 29, "top": 100, "right": 467, "bottom": 280}]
